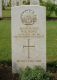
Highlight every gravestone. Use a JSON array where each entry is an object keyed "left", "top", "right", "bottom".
[
  {"left": 0, "top": 0, "right": 2, "bottom": 18},
  {"left": 11, "top": 0, "right": 19, "bottom": 6},
  {"left": 3, "top": 0, "right": 9, "bottom": 7},
  {"left": 30, "top": 0, "right": 40, "bottom": 5},
  {"left": 11, "top": 1, "right": 46, "bottom": 73},
  {"left": 55, "top": 0, "right": 57, "bottom": 4},
  {"left": 11, "top": 0, "right": 26, "bottom": 6}
]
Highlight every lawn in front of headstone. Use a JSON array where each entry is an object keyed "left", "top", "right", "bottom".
[
  {"left": 0, "top": 19, "right": 11, "bottom": 61},
  {"left": 47, "top": 21, "right": 57, "bottom": 62}
]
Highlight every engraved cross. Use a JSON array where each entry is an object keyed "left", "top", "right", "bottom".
[{"left": 23, "top": 39, "right": 35, "bottom": 59}]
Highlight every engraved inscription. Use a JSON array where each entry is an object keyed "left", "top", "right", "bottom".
[
  {"left": 17, "top": 60, "right": 41, "bottom": 62},
  {"left": 20, "top": 26, "right": 38, "bottom": 36},
  {"left": 23, "top": 39, "right": 35, "bottom": 59}
]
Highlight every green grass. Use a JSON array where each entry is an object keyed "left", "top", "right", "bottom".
[
  {"left": 50, "top": 12, "right": 57, "bottom": 18},
  {"left": 2, "top": 7, "right": 11, "bottom": 17},
  {"left": 47, "top": 21, "right": 57, "bottom": 62},
  {"left": 0, "top": 19, "right": 11, "bottom": 61}
]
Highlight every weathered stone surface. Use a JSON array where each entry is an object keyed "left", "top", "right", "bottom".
[{"left": 11, "top": 5, "right": 46, "bottom": 73}]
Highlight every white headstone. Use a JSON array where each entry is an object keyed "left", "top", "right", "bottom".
[
  {"left": 55, "top": 0, "right": 57, "bottom": 4},
  {"left": 11, "top": 0, "right": 20, "bottom": 6},
  {"left": 3, "top": 0, "right": 9, "bottom": 7},
  {"left": 11, "top": 0, "right": 27, "bottom": 6},
  {"left": 19, "top": 0, "right": 24, "bottom": 5},
  {"left": 0, "top": 0, "right": 2, "bottom": 18},
  {"left": 30, "top": 0, "right": 40, "bottom": 5},
  {"left": 11, "top": 5, "right": 46, "bottom": 73},
  {"left": 11, "top": 0, "right": 40, "bottom": 6}
]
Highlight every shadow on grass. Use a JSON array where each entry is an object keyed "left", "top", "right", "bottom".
[
  {"left": 0, "top": 17, "right": 11, "bottom": 20},
  {"left": 47, "top": 61, "right": 57, "bottom": 73},
  {"left": 0, "top": 61, "right": 19, "bottom": 80}
]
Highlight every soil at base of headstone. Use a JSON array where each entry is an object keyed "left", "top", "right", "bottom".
[
  {"left": 0, "top": 63, "right": 19, "bottom": 80},
  {"left": 0, "top": 63, "right": 57, "bottom": 80}
]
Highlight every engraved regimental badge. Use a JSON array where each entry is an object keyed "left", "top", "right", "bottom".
[{"left": 21, "top": 9, "right": 37, "bottom": 25}]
